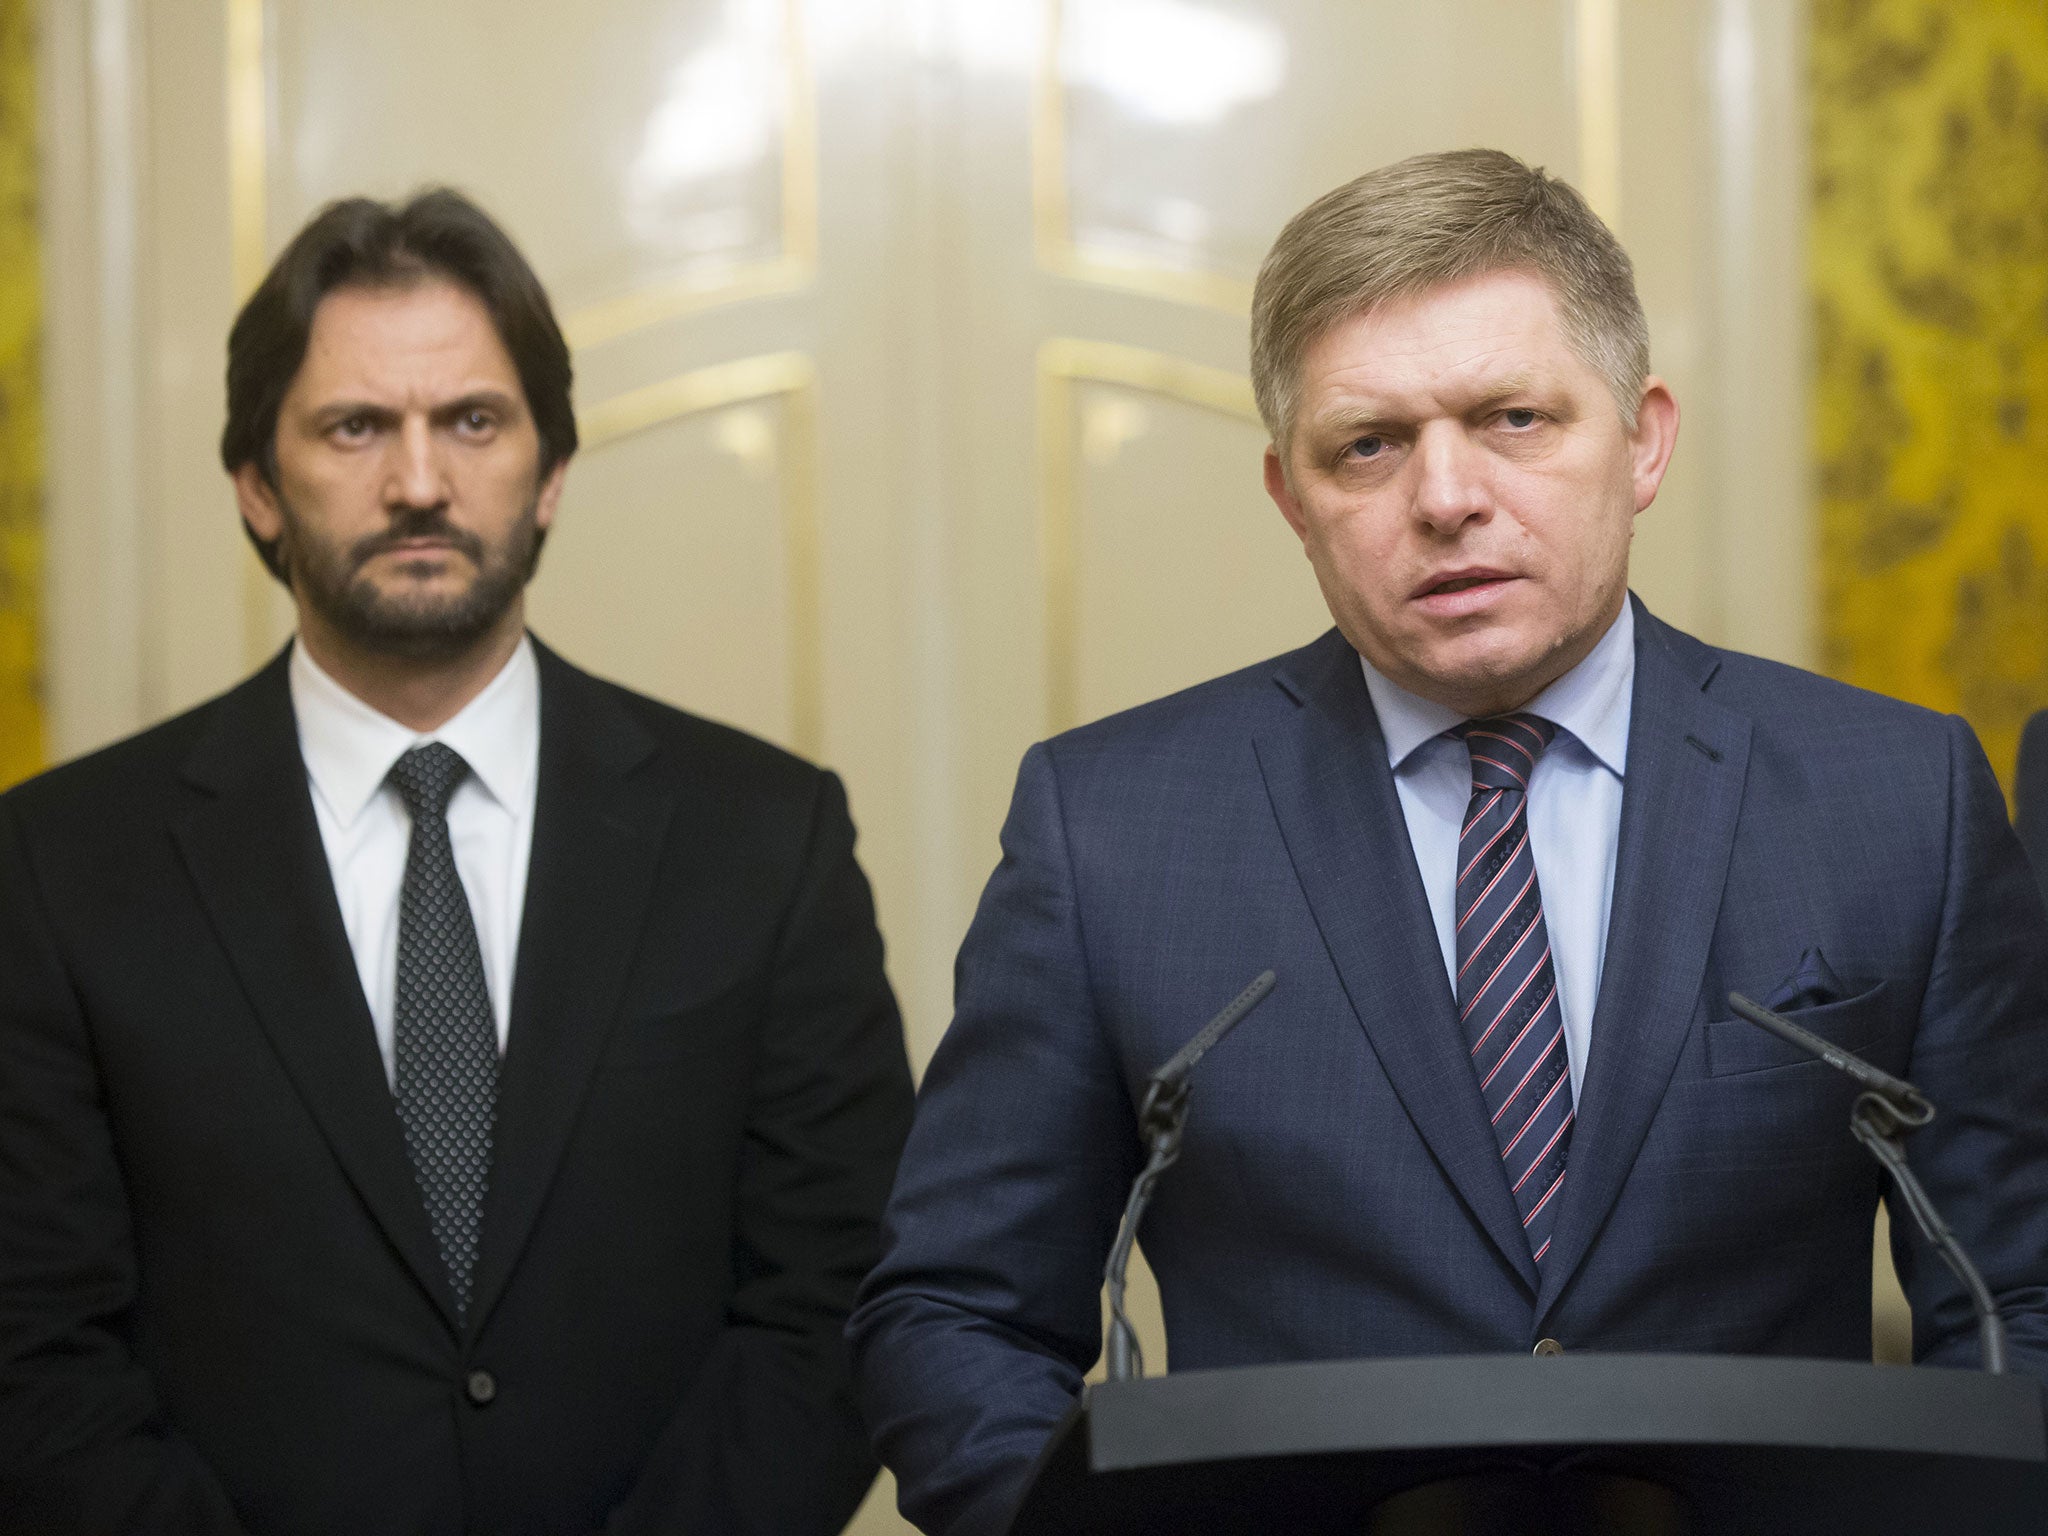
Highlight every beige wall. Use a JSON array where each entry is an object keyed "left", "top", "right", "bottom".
[{"left": 37, "top": 2, "right": 1823, "bottom": 1531}]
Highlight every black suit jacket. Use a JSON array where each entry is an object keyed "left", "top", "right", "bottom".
[{"left": 0, "top": 641, "right": 914, "bottom": 1536}]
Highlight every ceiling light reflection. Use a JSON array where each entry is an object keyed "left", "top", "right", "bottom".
[
  {"left": 715, "top": 406, "right": 777, "bottom": 474},
  {"left": 625, "top": 0, "right": 783, "bottom": 253},
  {"left": 1082, "top": 395, "right": 1152, "bottom": 465},
  {"left": 1067, "top": 0, "right": 1286, "bottom": 127},
  {"left": 812, "top": 0, "right": 1037, "bottom": 73}
]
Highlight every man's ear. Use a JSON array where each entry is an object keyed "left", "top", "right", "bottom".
[
  {"left": 1628, "top": 379, "right": 1680, "bottom": 514},
  {"left": 1265, "top": 445, "right": 1310, "bottom": 543},
  {"left": 232, "top": 462, "right": 285, "bottom": 544},
  {"left": 533, "top": 457, "right": 570, "bottom": 533}
]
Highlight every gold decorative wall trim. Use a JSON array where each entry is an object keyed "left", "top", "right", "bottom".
[
  {"left": 578, "top": 351, "right": 823, "bottom": 757},
  {"left": 1812, "top": 0, "right": 2048, "bottom": 791},
  {"left": 0, "top": 0, "right": 41, "bottom": 788},
  {"left": 1037, "top": 338, "right": 1260, "bottom": 732}
]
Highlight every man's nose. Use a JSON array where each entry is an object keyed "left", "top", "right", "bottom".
[
  {"left": 1411, "top": 423, "right": 1491, "bottom": 532},
  {"left": 385, "top": 416, "right": 447, "bottom": 510}
]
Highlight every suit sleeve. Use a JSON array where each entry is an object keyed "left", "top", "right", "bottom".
[
  {"left": 847, "top": 744, "right": 1140, "bottom": 1536},
  {"left": 2013, "top": 712, "right": 2048, "bottom": 913},
  {"left": 0, "top": 799, "right": 251, "bottom": 1534},
  {"left": 604, "top": 769, "right": 915, "bottom": 1536},
  {"left": 1891, "top": 716, "right": 2048, "bottom": 1376}
]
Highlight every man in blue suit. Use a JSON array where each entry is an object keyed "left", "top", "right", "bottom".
[{"left": 848, "top": 149, "right": 2048, "bottom": 1536}]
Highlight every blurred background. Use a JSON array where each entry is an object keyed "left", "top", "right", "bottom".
[{"left": 0, "top": 1, "right": 2042, "bottom": 1529}]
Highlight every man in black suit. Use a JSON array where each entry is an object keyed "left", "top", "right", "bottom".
[{"left": 0, "top": 189, "right": 914, "bottom": 1535}]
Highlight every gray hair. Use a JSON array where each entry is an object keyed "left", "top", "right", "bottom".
[{"left": 1250, "top": 148, "right": 1649, "bottom": 446}]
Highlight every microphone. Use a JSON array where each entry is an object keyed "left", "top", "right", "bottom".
[
  {"left": 1103, "top": 970, "right": 1277, "bottom": 1383},
  {"left": 1727, "top": 992, "right": 2008, "bottom": 1375}
]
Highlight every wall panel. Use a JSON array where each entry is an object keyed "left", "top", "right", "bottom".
[
  {"left": 1040, "top": 0, "right": 1581, "bottom": 309},
  {"left": 271, "top": 0, "right": 813, "bottom": 345},
  {"left": 529, "top": 363, "right": 815, "bottom": 753},
  {"left": 1039, "top": 345, "right": 1321, "bottom": 729}
]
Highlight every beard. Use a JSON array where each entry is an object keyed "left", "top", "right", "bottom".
[{"left": 269, "top": 493, "right": 547, "bottom": 663}]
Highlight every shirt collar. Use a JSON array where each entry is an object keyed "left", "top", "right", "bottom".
[
  {"left": 289, "top": 635, "right": 540, "bottom": 828},
  {"left": 1357, "top": 598, "right": 1635, "bottom": 777}
]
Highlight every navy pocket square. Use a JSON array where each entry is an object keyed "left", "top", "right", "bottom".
[{"left": 1763, "top": 945, "right": 1847, "bottom": 1013}]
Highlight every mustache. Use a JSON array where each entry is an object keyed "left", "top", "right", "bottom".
[{"left": 347, "top": 509, "right": 486, "bottom": 569}]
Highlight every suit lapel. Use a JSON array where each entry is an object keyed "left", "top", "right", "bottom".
[
  {"left": 1256, "top": 631, "right": 1539, "bottom": 1293},
  {"left": 466, "top": 644, "right": 672, "bottom": 1334},
  {"left": 1535, "top": 602, "right": 1751, "bottom": 1320},
  {"left": 171, "top": 650, "right": 456, "bottom": 1323}
]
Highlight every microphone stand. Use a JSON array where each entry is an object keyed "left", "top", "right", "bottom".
[
  {"left": 1104, "top": 970, "right": 1277, "bottom": 1383},
  {"left": 1728, "top": 992, "right": 2009, "bottom": 1375}
]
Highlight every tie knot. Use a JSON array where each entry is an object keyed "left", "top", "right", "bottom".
[
  {"left": 1454, "top": 713, "right": 1556, "bottom": 792},
  {"left": 387, "top": 742, "right": 470, "bottom": 820}
]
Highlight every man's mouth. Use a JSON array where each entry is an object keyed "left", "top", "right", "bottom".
[
  {"left": 354, "top": 525, "right": 485, "bottom": 569},
  {"left": 1415, "top": 569, "right": 1514, "bottom": 600}
]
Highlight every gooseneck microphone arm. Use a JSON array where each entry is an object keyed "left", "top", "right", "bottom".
[
  {"left": 1727, "top": 992, "right": 2008, "bottom": 1375},
  {"left": 1104, "top": 970, "right": 1277, "bottom": 1383}
]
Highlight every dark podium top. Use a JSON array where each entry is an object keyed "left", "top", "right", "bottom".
[{"left": 1007, "top": 1354, "right": 2048, "bottom": 1535}]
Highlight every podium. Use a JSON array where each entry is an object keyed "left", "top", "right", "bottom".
[{"left": 1005, "top": 1354, "right": 2048, "bottom": 1534}]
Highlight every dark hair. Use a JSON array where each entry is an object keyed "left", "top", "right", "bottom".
[{"left": 221, "top": 188, "right": 577, "bottom": 577}]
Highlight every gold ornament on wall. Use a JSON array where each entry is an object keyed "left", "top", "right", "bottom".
[
  {"left": 1812, "top": 0, "right": 2048, "bottom": 792},
  {"left": 0, "top": 0, "right": 41, "bottom": 790}
]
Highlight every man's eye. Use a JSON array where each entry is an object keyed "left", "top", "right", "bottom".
[
  {"left": 332, "top": 416, "right": 371, "bottom": 441},
  {"left": 1349, "top": 434, "right": 1386, "bottom": 458},
  {"left": 458, "top": 410, "right": 496, "bottom": 434},
  {"left": 1502, "top": 408, "right": 1538, "bottom": 429}
]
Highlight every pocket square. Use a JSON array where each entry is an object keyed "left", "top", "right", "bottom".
[{"left": 1763, "top": 945, "right": 1847, "bottom": 1013}]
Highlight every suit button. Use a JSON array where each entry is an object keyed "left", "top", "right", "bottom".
[
  {"left": 465, "top": 1369, "right": 498, "bottom": 1405},
  {"left": 1532, "top": 1338, "right": 1565, "bottom": 1357}
]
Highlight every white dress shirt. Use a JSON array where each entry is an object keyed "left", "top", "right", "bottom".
[
  {"left": 289, "top": 636, "right": 540, "bottom": 1084},
  {"left": 1358, "top": 602, "right": 1635, "bottom": 1099}
]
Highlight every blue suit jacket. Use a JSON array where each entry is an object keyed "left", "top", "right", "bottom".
[
  {"left": 2015, "top": 709, "right": 2048, "bottom": 911},
  {"left": 849, "top": 600, "right": 2048, "bottom": 1536}
]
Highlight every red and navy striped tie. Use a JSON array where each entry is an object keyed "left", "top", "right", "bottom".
[{"left": 1453, "top": 713, "right": 1573, "bottom": 1266}]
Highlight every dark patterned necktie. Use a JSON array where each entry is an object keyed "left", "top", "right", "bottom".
[
  {"left": 1452, "top": 714, "right": 1573, "bottom": 1266},
  {"left": 387, "top": 742, "right": 499, "bottom": 1317}
]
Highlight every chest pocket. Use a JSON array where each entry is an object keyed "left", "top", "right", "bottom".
[
  {"left": 602, "top": 973, "right": 766, "bottom": 1068},
  {"left": 1700, "top": 980, "right": 1890, "bottom": 1077}
]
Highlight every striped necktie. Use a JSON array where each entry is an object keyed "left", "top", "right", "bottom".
[{"left": 1452, "top": 714, "right": 1573, "bottom": 1266}]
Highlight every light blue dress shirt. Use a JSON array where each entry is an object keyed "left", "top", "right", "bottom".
[{"left": 1357, "top": 602, "right": 1635, "bottom": 1100}]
